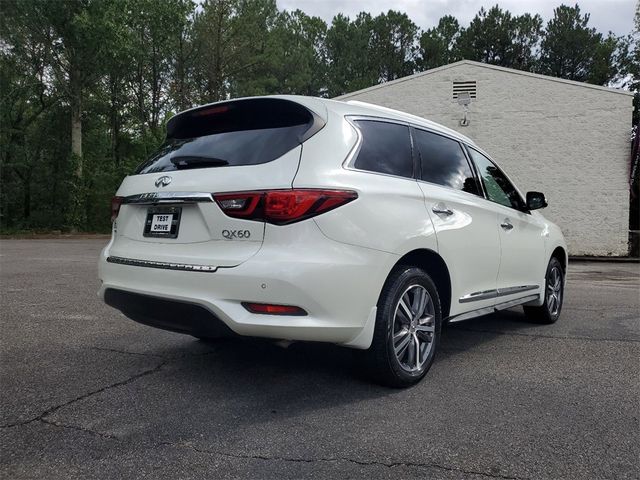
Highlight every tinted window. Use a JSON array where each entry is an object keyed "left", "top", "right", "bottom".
[
  {"left": 353, "top": 121, "right": 413, "bottom": 178},
  {"left": 412, "top": 128, "right": 480, "bottom": 196},
  {"left": 467, "top": 148, "right": 525, "bottom": 210},
  {"left": 135, "top": 99, "right": 320, "bottom": 174}
]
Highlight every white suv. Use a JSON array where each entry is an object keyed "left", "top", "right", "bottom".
[{"left": 99, "top": 96, "right": 567, "bottom": 387}]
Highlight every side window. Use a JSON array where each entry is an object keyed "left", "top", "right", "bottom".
[
  {"left": 353, "top": 120, "right": 413, "bottom": 178},
  {"left": 412, "top": 128, "right": 481, "bottom": 196},
  {"left": 467, "top": 148, "right": 525, "bottom": 210}
]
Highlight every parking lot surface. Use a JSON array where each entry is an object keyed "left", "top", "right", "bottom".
[{"left": 1, "top": 239, "right": 638, "bottom": 479}]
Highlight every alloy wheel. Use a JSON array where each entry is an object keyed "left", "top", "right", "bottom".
[
  {"left": 546, "top": 266, "right": 563, "bottom": 316},
  {"left": 392, "top": 285, "right": 436, "bottom": 373}
]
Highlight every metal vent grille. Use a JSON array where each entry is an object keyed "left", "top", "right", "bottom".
[{"left": 452, "top": 81, "right": 477, "bottom": 100}]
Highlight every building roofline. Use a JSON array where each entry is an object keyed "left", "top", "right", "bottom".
[{"left": 336, "top": 60, "right": 634, "bottom": 99}]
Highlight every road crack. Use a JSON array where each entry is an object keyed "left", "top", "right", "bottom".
[
  {"left": 38, "top": 417, "right": 120, "bottom": 440},
  {"left": 89, "top": 346, "right": 166, "bottom": 358},
  {"left": 0, "top": 360, "right": 166, "bottom": 429},
  {"left": 160, "top": 441, "right": 528, "bottom": 480}
]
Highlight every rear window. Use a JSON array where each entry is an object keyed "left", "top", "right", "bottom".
[{"left": 135, "top": 98, "right": 322, "bottom": 174}]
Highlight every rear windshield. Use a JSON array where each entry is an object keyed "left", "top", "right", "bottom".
[{"left": 135, "top": 98, "right": 322, "bottom": 174}]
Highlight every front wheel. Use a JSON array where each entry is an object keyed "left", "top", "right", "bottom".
[
  {"left": 524, "top": 256, "right": 565, "bottom": 324},
  {"left": 365, "top": 267, "right": 442, "bottom": 388}
]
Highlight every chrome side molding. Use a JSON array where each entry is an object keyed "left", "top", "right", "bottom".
[
  {"left": 122, "top": 192, "right": 214, "bottom": 205},
  {"left": 107, "top": 256, "right": 218, "bottom": 272},
  {"left": 459, "top": 284, "right": 539, "bottom": 303},
  {"left": 448, "top": 293, "right": 540, "bottom": 323}
]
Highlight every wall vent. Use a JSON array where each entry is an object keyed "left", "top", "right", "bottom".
[{"left": 452, "top": 81, "right": 477, "bottom": 100}]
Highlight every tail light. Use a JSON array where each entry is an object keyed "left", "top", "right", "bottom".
[
  {"left": 213, "top": 189, "right": 357, "bottom": 225},
  {"left": 111, "top": 196, "right": 124, "bottom": 222},
  {"left": 242, "top": 302, "right": 307, "bottom": 316}
]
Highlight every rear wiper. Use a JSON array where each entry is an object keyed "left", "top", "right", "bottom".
[{"left": 170, "top": 156, "right": 229, "bottom": 169}]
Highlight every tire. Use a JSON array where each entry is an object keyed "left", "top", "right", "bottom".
[
  {"left": 365, "top": 266, "right": 442, "bottom": 388},
  {"left": 523, "top": 256, "right": 564, "bottom": 324}
]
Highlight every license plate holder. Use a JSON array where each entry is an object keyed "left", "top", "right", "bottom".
[{"left": 143, "top": 206, "right": 182, "bottom": 238}]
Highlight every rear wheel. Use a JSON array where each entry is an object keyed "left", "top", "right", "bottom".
[
  {"left": 524, "top": 256, "right": 564, "bottom": 324},
  {"left": 365, "top": 267, "right": 442, "bottom": 388}
]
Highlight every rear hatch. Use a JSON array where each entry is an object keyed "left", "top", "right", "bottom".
[{"left": 109, "top": 97, "right": 326, "bottom": 268}]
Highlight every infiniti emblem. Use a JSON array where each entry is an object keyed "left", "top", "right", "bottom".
[{"left": 155, "top": 175, "right": 172, "bottom": 188}]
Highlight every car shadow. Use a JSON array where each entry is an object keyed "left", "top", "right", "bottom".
[
  {"left": 156, "top": 306, "right": 540, "bottom": 389},
  {"left": 81, "top": 307, "right": 549, "bottom": 439},
  {"left": 440, "top": 307, "right": 542, "bottom": 353}
]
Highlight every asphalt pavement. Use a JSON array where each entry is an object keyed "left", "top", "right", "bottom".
[{"left": 1, "top": 239, "right": 638, "bottom": 479}]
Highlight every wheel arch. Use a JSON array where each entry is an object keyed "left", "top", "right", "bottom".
[
  {"left": 390, "top": 249, "right": 452, "bottom": 318},
  {"left": 551, "top": 246, "right": 567, "bottom": 273}
]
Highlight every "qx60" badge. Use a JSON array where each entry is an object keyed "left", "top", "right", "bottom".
[{"left": 222, "top": 229, "right": 250, "bottom": 239}]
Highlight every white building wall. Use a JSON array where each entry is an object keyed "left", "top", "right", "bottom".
[{"left": 339, "top": 62, "right": 634, "bottom": 256}]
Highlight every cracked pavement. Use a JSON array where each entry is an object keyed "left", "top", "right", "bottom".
[{"left": 1, "top": 239, "right": 638, "bottom": 479}]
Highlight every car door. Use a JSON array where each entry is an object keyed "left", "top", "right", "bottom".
[
  {"left": 466, "top": 147, "right": 547, "bottom": 302},
  {"left": 411, "top": 127, "right": 501, "bottom": 317}
]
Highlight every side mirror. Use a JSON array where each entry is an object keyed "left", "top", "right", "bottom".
[{"left": 526, "top": 191, "right": 547, "bottom": 210}]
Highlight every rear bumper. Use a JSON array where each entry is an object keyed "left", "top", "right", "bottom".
[
  {"left": 98, "top": 221, "right": 396, "bottom": 348},
  {"left": 104, "top": 288, "right": 236, "bottom": 338}
]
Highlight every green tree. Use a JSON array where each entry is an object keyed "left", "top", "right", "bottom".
[
  {"left": 1, "top": 0, "right": 112, "bottom": 228},
  {"left": 325, "top": 13, "right": 378, "bottom": 97},
  {"left": 538, "top": 4, "right": 618, "bottom": 84},
  {"left": 192, "top": 0, "right": 277, "bottom": 102},
  {"left": 456, "top": 5, "right": 542, "bottom": 69},
  {"left": 259, "top": 10, "right": 327, "bottom": 96},
  {"left": 371, "top": 10, "right": 418, "bottom": 82},
  {"left": 511, "top": 13, "right": 544, "bottom": 70},
  {"left": 0, "top": 25, "right": 53, "bottom": 223},
  {"left": 169, "top": 0, "right": 198, "bottom": 112},
  {"left": 417, "top": 15, "right": 461, "bottom": 70}
]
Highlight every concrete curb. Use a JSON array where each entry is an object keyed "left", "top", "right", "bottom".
[{"left": 570, "top": 256, "right": 639, "bottom": 263}]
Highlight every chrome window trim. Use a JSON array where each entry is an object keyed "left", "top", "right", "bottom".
[
  {"left": 122, "top": 192, "right": 214, "bottom": 205},
  {"left": 415, "top": 178, "right": 486, "bottom": 201},
  {"left": 459, "top": 284, "right": 539, "bottom": 303},
  {"left": 342, "top": 115, "right": 486, "bottom": 198},
  {"left": 107, "top": 256, "right": 218, "bottom": 272},
  {"left": 342, "top": 116, "right": 418, "bottom": 182}
]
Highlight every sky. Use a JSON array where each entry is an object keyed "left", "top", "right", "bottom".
[{"left": 277, "top": 0, "right": 637, "bottom": 37}]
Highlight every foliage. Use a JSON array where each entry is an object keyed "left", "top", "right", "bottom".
[
  {"left": 538, "top": 4, "right": 623, "bottom": 83},
  {"left": 0, "top": 0, "right": 636, "bottom": 232},
  {"left": 456, "top": 6, "right": 543, "bottom": 70},
  {"left": 417, "top": 15, "right": 461, "bottom": 71},
  {"left": 325, "top": 13, "right": 377, "bottom": 97}
]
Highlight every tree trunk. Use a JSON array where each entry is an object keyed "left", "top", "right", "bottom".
[
  {"left": 109, "top": 75, "right": 120, "bottom": 166},
  {"left": 70, "top": 66, "right": 83, "bottom": 177},
  {"left": 68, "top": 63, "right": 85, "bottom": 231},
  {"left": 212, "top": 2, "right": 225, "bottom": 101},
  {"left": 22, "top": 172, "right": 31, "bottom": 220}
]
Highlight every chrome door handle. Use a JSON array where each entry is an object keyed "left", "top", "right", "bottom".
[
  {"left": 500, "top": 219, "right": 513, "bottom": 230},
  {"left": 432, "top": 204, "right": 454, "bottom": 216}
]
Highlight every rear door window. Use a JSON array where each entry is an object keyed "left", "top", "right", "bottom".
[
  {"left": 135, "top": 98, "right": 322, "bottom": 174},
  {"left": 352, "top": 120, "right": 413, "bottom": 178},
  {"left": 412, "top": 127, "right": 481, "bottom": 196}
]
